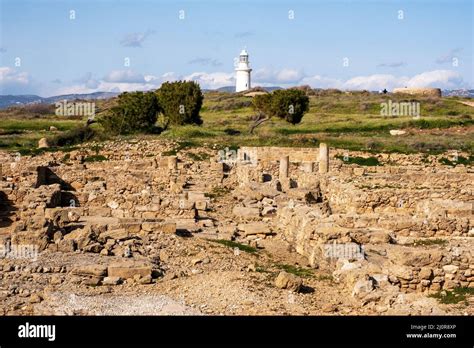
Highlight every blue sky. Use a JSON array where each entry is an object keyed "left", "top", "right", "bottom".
[{"left": 0, "top": 0, "right": 472, "bottom": 96}]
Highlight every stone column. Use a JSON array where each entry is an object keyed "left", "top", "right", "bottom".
[
  {"left": 279, "top": 156, "right": 289, "bottom": 179},
  {"left": 319, "top": 143, "right": 329, "bottom": 173}
]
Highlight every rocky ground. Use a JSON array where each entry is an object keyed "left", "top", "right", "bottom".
[{"left": 0, "top": 139, "right": 472, "bottom": 316}]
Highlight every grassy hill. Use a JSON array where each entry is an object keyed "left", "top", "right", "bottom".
[{"left": 0, "top": 90, "right": 473, "bottom": 155}]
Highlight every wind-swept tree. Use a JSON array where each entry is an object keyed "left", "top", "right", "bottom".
[{"left": 250, "top": 89, "right": 309, "bottom": 133}]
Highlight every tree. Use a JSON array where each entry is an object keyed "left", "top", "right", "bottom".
[
  {"left": 250, "top": 89, "right": 309, "bottom": 133},
  {"left": 250, "top": 93, "right": 272, "bottom": 134},
  {"left": 156, "top": 81, "right": 203, "bottom": 126},
  {"left": 270, "top": 89, "right": 309, "bottom": 124},
  {"left": 99, "top": 91, "right": 159, "bottom": 134}
]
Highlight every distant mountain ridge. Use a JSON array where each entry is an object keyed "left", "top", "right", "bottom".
[
  {"left": 442, "top": 89, "right": 474, "bottom": 98},
  {"left": 0, "top": 92, "right": 120, "bottom": 109},
  {"left": 1, "top": 88, "right": 472, "bottom": 109}
]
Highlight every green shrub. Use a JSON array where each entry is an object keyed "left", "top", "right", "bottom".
[
  {"left": 99, "top": 91, "right": 159, "bottom": 134},
  {"left": 208, "top": 239, "right": 257, "bottom": 253},
  {"left": 84, "top": 154, "right": 108, "bottom": 162},
  {"left": 429, "top": 287, "right": 474, "bottom": 304},
  {"left": 250, "top": 89, "right": 309, "bottom": 133},
  {"left": 336, "top": 155, "right": 381, "bottom": 166},
  {"left": 275, "top": 264, "right": 314, "bottom": 277},
  {"left": 270, "top": 89, "right": 310, "bottom": 124},
  {"left": 49, "top": 126, "right": 97, "bottom": 147},
  {"left": 156, "top": 81, "right": 203, "bottom": 126}
]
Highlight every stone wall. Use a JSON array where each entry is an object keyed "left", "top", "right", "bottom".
[
  {"left": 238, "top": 146, "right": 319, "bottom": 164},
  {"left": 232, "top": 145, "right": 473, "bottom": 293},
  {"left": 393, "top": 87, "right": 442, "bottom": 98}
]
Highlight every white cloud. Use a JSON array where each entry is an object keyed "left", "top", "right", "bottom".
[
  {"left": 301, "top": 70, "right": 466, "bottom": 91},
  {"left": 103, "top": 70, "right": 145, "bottom": 83},
  {"left": 300, "top": 75, "right": 344, "bottom": 89},
  {"left": 253, "top": 68, "right": 304, "bottom": 85},
  {"left": 0, "top": 67, "right": 34, "bottom": 94},
  {"left": 183, "top": 72, "right": 235, "bottom": 89},
  {"left": 343, "top": 74, "right": 409, "bottom": 91},
  {"left": 0, "top": 67, "right": 29, "bottom": 85},
  {"left": 51, "top": 71, "right": 182, "bottom": 96},
  {"left": 405, "top": 70, "right": 465, "bottom": 89}
]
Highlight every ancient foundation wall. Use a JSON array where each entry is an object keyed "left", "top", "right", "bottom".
[
  {"left": 238, "top": 146, "right": 319, "bottom": 164},
  {"left": 393, "top": 87, "right": 442, "bottom": 98}
]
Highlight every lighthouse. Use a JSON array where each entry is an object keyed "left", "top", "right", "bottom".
[{"left": 235, "top": 49, "right": 252, "bottom": 92}]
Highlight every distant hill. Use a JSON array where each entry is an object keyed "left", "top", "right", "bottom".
[
  {"left": 43, "top": 92, "right": 120, "bottom": 104},
  {"left": 442, "top": 89, "right": 474, "bottom": 98},
  {"left": 0, "top": 95, "right": 44, "bottom": 108},
  {"left": 0, "top": 92, "right": 119, "bottom": 109}
]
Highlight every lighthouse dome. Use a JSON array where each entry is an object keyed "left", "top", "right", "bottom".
[{"left": 240, "top": 49, "right": 248, "bottom": 56}]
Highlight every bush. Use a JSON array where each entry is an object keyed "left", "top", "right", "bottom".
[
  {"left": 250, "top": 89, "right": 309, "bottom": 133},
  {"left": 335, "top": 155, "right": 381, "bottom": 166},
  {"left": 99, "top": 91, "right": 159, "bottom": 134},
  {"left": 49, "top": 126, "right": 97, "bottom": 147},
  {"left": 253, "top": 89, "right": 309, "bottom": 125},
  {"left": 270, "top": 89, "right": 310, "bottom": 124},
  {"left": 156, "top": 81, "right": 203, "bottom": 126}
]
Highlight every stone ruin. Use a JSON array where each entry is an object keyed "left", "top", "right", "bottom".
[
  {"left": 0, "top": 140, "right": 472, "bottom": 313},
  {"left": 234, "top": 144, "right": 473, "bottom": 295},
  {"left": 392, "top": 87, "right": 442, "bottom": 98}
]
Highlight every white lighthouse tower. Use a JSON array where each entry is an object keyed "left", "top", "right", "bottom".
[{"left": 235, "top": 49, "right": 252, "bottom": 92}]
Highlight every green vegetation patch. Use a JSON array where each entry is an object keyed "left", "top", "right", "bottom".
[
  {"left": 205, "top": 186, "right": 232, "bottom": 199},
  {"left": 187, "top": 151, "right": 211, "bottom": 161},
  {"left": 84, "top": 154, "right": 108, "bottom": 162},
  {"left": 162, "top": 140, "right": 198, "bottom": 156},
  {"left": 208, "top": 239, "right": 258, "bottom": 253},
  {"left": 429, "top": 287, "right": 474, "bottom": 305},
  {"left": 275, "top": 263, "right": 314, "bottom": 278},
  {"left": 336, "top": 155, "right": 381, "bottom": 166},
  {"left": 438, "top": 155, "right": 474, "bottom": 167},
  {"left": 49, "top": 126, "right": 98, "bottom": 147}
]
